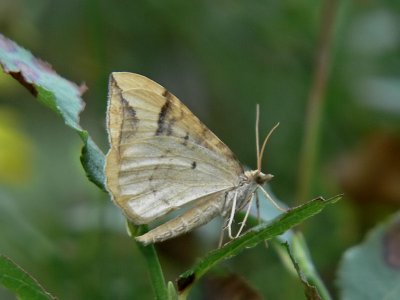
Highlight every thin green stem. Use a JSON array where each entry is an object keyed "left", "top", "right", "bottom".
[
  {"left": 127, "top": 223, "right": 168, "bottom": 300},
  {"left": 296, "top": 0, "right": 338, "bottom": 204},
  {"left": 289, "top": 233, "right": 332, "bottom": 300}
]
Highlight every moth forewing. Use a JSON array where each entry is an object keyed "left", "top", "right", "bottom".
[{"left": 105, "top": 72, "right": 249, "bottom": 243}]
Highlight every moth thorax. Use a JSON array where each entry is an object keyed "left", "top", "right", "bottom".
[{"left": 245, "top": 170, "right": 274, "bottom": 185}]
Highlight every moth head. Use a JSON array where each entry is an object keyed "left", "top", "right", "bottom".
[
  {"left": 255, "top": 172, "right": 274, "bottom": 184},
  {"left": 245, "top": 170, "right": 274, "bottom": 185}
]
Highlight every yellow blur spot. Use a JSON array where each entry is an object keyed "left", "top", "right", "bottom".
[{"left": 0, "top": 107, "right": 34, "bottom": 185}]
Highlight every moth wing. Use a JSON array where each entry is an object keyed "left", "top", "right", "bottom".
[{"left": 105, "top": 72, "right": 244, "bottom": 224}]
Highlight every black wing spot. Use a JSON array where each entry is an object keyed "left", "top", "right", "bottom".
[
  {"left": 182, "top": 133, "right": 189, "bottom": 146},
  {"left": 191, "top": 161, "right": 197, "bottom": 169}
]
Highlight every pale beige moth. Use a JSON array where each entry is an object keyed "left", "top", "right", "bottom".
[{"left": 105, "top": 72, "right": 281, "bottom": 245}]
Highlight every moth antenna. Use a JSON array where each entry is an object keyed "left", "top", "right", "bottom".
[
  {"left": 255, "top": 104, "right": 261, "bottom": 173},
  {"left": 218, "top": 218, "right": 228, "bottom": 248},
  {"left": 258, "top": 122, "right": 280, "bottom": 172}
]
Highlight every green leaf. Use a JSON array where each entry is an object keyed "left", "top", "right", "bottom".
[
  {"left": 337, "top": 212, "right": 400, "bottom": 300},
  {"left": 79, "top": 130, "right": 106, "bottom": 190},
  {"left": 0, "top": 254, "right": 56, "bottom": 300},
  {"left": 177, "top": 195, "right": 341, "bottom": 294},
  {"left": 0, "top": 34, "right": 105, "bottom": 189}
]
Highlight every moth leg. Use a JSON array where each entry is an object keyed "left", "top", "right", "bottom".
[
  {"left": 255, "top": 192, "right": 261, "bottom": 225},
  {"left": 227, "top": 190, "right": 238, "bottom": 239},
  {"left": 255, "top": 192, "right": 269, "bottom": 248},
  {"left": 235, "top": 193, "right": 254, "bottom": 238},
  {"left": 258, "top": 185, "right": 286, "bottom": 212},
  {"left": 218, "top": 217, "right": 229, "bottom": 248}
]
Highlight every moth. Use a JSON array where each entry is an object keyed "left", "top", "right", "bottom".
[{"left": 105, "top": 72, "right": 282, "bottom": 245}]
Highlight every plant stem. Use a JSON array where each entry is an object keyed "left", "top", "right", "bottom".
[
  {"left": 128, "top": 223, "right": 168, "bottom": 300},
  {"left": 296, "top": 0, "right": 338, "bottom": 204},
  {"left": 290, "top": 233, "right": 332, "bottom": 300}
]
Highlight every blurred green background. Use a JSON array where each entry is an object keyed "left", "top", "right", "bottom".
[{"left": 1, "top": 0, "right": 400, "bottom": 299}]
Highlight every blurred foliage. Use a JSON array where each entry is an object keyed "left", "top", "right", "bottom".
[
  {"left": 0, "top": 0, "right": 400, "bottom": 299},
  {"left": 338, "top": 212, "right": 400, "bottom": 300},
  {"left": 0, "top": 254, "right": 56, "bottom": 300},
  {"left": 0, "top": 105, "right": 33, "bottom": 184}
]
